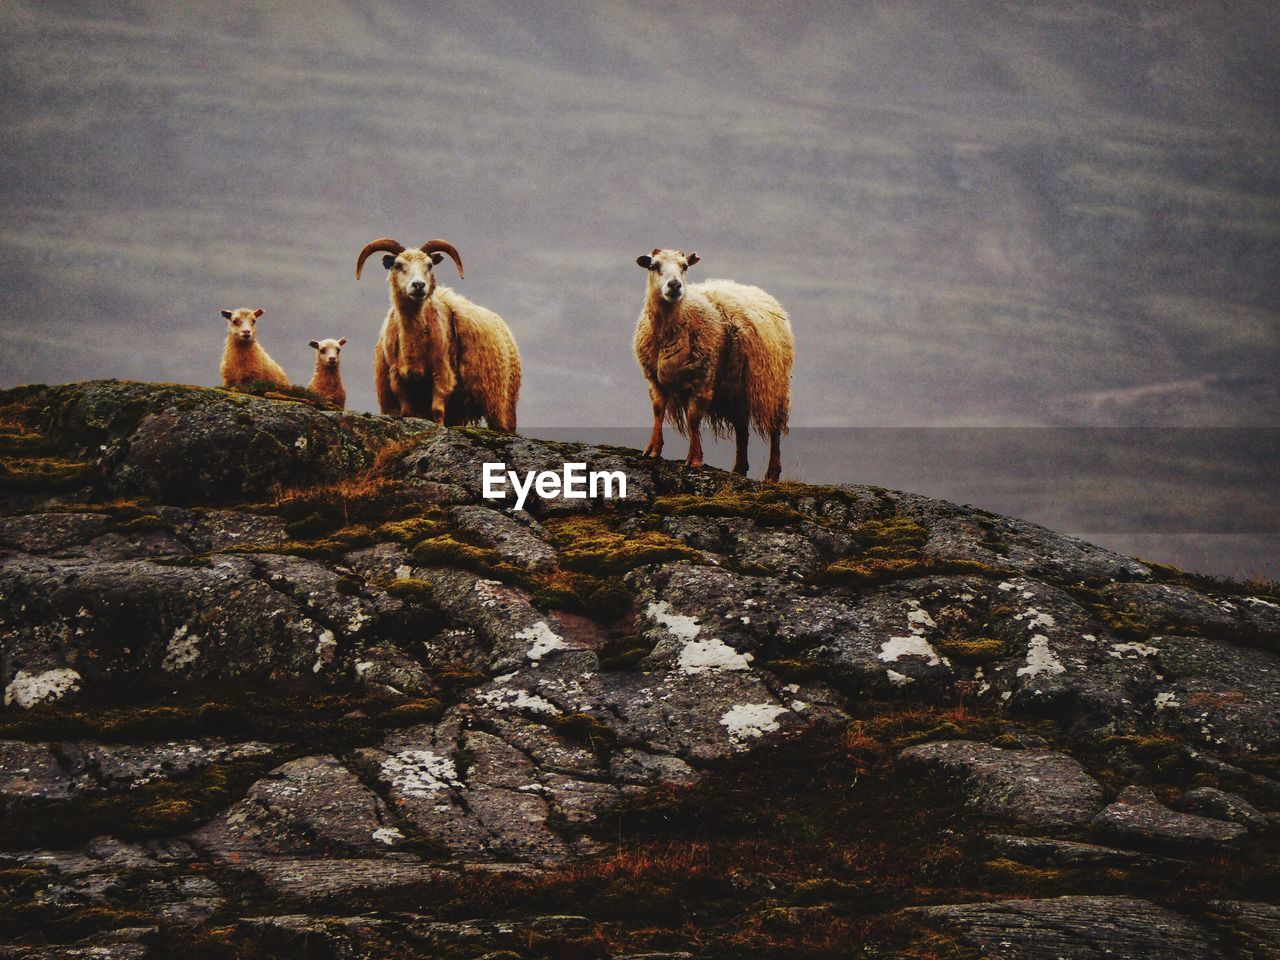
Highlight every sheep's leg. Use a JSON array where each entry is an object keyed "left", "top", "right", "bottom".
[
  {"left": 732, "top": 419, "right": 750, "bottom": 475},
  {"left": 764, "top": 428, "right": 782, "bottom": 483},
  {"left": 429, "top": 384, "right": 452, "bottom": 425},
  {"left": 642, "top": 388, "right": 665, "bottom": 458},
  {"left": 374, "top": 352, "right": 399, "bottom": 415},
  {"left": 684, "top": 395, "right": 709, "bottom": 469}
]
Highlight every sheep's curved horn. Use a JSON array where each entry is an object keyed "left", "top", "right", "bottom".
[
  {"left": 356, "top": 238, "right": 405, "bottom": 279},
  {"left": 420, "top": 240, "right": 464, "bottom": 279}
]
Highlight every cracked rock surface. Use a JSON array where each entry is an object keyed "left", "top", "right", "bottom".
[{"left": 1, "top": 382, "right": 1277, "bottom": 958}]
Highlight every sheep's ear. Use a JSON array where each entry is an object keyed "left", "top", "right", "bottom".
[
  {"left": 308, "top": 340, "right": 320, "bottom": 349},
  {"left": 220, "top": 310, "right": 233, "bottom": 320},
  {"left": 381, "top": 254, "right": 397, "bottom": 270},
  {"left": 636, "top": 255, "right": 653, "bottom": 269},
  {"left": 337, "top": 337, "right": 347, "bottom": 347},
  {"left": 252, "top": 308, "right": 264, "bottom": 318},
  {"left": 685, "top": 252, "right": 700, "bottom": 268},
  {"left": 428, "top": 252, "right": 444, "bottom": 266}
]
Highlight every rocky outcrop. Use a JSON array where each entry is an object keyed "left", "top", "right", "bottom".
[
  {"left": 898, "top": 740, "right": 1105, "bottom": 829},
  {"left": 1, "top": 381, "right": 1277, "bottom": 958}
]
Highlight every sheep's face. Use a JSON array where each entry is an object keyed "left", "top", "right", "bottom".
[
  {"left": 221, "top": 308, "right": 263, "bottom": 343},
  {"left": 637, "top": 249, "right": 700, "bottom": 304},
  {"left": 309, "top": 337, "right": 347, "bottom": 368},
  {"left": 384, "top": 249, "right": 445, "bottom": 303}
]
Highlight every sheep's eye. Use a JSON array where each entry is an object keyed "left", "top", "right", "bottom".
[{"left": 649, "top": 262, "right": 660, "bottom": 272}]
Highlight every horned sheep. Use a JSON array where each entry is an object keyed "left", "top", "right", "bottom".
[
  {"left": 357, "top": 238, "right": 521, "bottom": 432},
  {"left": 219, "top": 308, "right": 289, "bottom": 390},
  {"left": 306, "top": 337, "right": 347, "bottom": 409},
  {"left": 633, "top": 249, "right": 794, "bottom": 482}
]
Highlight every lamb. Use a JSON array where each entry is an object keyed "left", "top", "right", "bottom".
[
  {"left": 219, "top": 308, "right": 289, "bottom": 390},
  {"left": 356, "top": 238, "right": 521, "bottom": 432},
  {"left": 306, "top": 337, "right": 347, "bottom": 409},
  {"left": 632, "top": 249, "right": 794, "bottom": 482}
]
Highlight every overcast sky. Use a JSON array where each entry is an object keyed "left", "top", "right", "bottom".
[{"left": 1, "top": 1, "right": 1277, "bottom": 427}]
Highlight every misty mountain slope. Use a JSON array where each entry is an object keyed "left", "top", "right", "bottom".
[{"left": 1, "top": 0, "right": 1277, "bottom": 424}]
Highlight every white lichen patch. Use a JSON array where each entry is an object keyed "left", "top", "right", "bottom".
[
  {"left": 312, "top": 629, "right": 337, "bottom": 673},
  {"left": 476, "top": 687, "right": 561, "bottom": 715},
  {"left": 906, "top": 607, "right": 937, "bottom": 629},
  {"left": 878, "top": 634, "right": 941, "bottom": 665},
  {"left": 1109, "top": 642, "right": 1158, "bottom": 659},
  {"left": 4, "top": 668, "right": 82, "bottom": 708},
  {"left": 372, "top": 826, "right": 404, "bottom": 846},
  {"left": 380, "top": 749, "right": 461, "bottom": 798},
  {"left": 517, "top": 621, "right": 566, "bottom": 662},
  {"left": 646, "top": 601, "right": 702, "bottom": 641},
  {"left": 161, "top": 624, "right": 201, "bottom": 672},
  {"left": 1014, "top": 608, "right": 1057, "bottom": 630},
  {"left": 394, "top": 565, "right": 413, "bottom": 580},
  {"left": 720, "top": 703, "right": 789, "bottom": 745},
  {"left": 1154, "top": 692, "right": 1179, "bottom": 710},
  {"left": 1245, "top": 596, "right": 1279, "bottom": 611},
  {"left": 1016, "top": 634, "right": 1065, "bottom": 678},
  {"left": 886, "top": 669, "right": 915, "bottom": 686},
  {"left": 878, "top": 600, "right": 941, "bottom": 666},
  {"left": 678, "top": 637, "right": 754, "bottom": 674}
]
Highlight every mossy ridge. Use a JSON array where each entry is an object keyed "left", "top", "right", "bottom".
[
  {"left": 527, "top": 569, "right": 634, "bottom": 623},
  {"left": 543, "top": 515, "right": 701, "bottom": 576},
  {"left": 0, "top": 391, "right": 101, "bottom": 496},
  {"left": 933, "top": 635, "right": 1008, "bottom": 665},
  {"left": 821, "top": 554, "right": 1010, "bottom": 588},
  {"left": 410, "top": 533, "right": 526, "bottom": 582},
  {"left": 0, "top": 754, "right": 277, "bottom": 851},
  {"left": 0, "top": 687, "right": 449, "bottom": 747},
  {"left": 0, "top": 455, "right": 99, "bottom": 494},
  {"left": 653, "top": 484, "right": 805, "bottom": 526},
  {"left": 818, "top": 516, "right": 1013, "bottom": 588},
  {"left": 226, "top": 381, "right": 339, "bottom": 411}
]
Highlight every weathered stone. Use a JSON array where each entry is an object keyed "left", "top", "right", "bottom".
[
  {"left": 899, "top": 740, "right": 1105, "bottom": 829},
  {"left": 59, "top": 739, "right": 276, "bottom": 794},
  {"left": 1178, "top": 786, "right": 1269, "bottom": 831},
  {"left": 447, "top": 505, "right": 558, "bottom": 571},
  {"left": 41, "top": 380, "right": 431, "bottom": 504},
  {"left": 1149, "top": 634, "right": 1280, "bottom": 754},
  {"left": 1204, "top": 901, "right": 1280, "bottom": 957},
  {"left": 986, "top": 834, "right": 1169, "bottom": 871},
  {"left": 0, "top": 739, "right": 73, "bottom": 800},
  {"left": 1091, "top": 785, "right": 1248, "bottom": 850},
  {"left": 191, "top": 754, "right": 407, "bottom": 862},
  {"left": 906, "top": 895, "right": 1220, "bottom": 959}
]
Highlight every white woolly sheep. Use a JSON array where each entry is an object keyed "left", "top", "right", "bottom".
[
  {"left": 356, "top": 238, "right": 521, "bottom": 432},
  {"left": 307, "top": 337, "right": 347, "bottom": 409},
  {"left": 633, "top": 249, "right": 794, "bottom": 482},
  {"left": 219, "top": 308, "right": 289, "bottom": 390}
]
